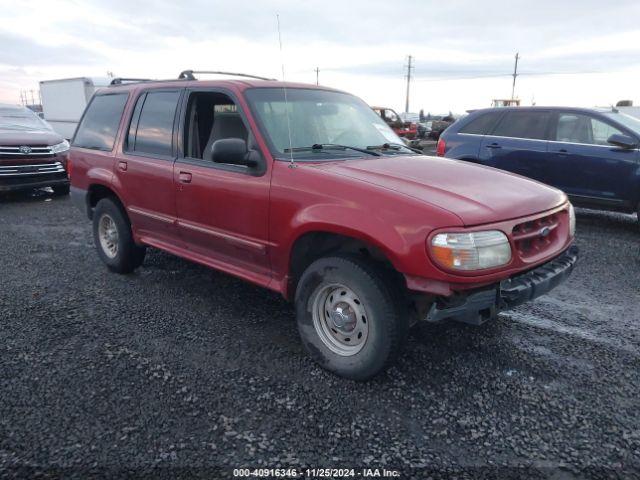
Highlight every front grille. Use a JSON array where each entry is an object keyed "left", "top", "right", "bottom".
[
  {"left": 512, "top": 212, "right": 561, "bottom": 260},
  {"left": 0, "top": 145, "right": 54, "bottom": 159},
  {"left": 0, "top": 161, "right": 65, "bottom": 177}
]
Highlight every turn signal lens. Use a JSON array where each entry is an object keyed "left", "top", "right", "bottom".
[{"left": 430, "top": 230, "right": 511, "bottom": 271}]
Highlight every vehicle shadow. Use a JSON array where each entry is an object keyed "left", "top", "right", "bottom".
[{"left": 0, "top": 188, "right": 63, "bottom": 204}]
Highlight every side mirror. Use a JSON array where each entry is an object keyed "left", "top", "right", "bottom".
[
  {"left": 211, "top": 138, "right": 258, "bottom": 167},
  {"left": 607, "top": 133, "right": 637, "bottom": 149}
]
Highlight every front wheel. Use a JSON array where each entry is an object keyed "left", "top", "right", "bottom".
[
  {"left": 92, "top": 198, "right": 146, "bottom": 273},
  {"left": 295, "top": 255, "right": 408, "bottom": 380}
]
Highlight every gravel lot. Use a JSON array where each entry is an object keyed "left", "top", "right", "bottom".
[{"left": 1, "top": 190, "right": 639, "bottom": 479}]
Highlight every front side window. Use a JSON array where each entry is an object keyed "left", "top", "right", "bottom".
[
  {"left": 555, "top": 113, "right": 624, "bottom": 145},
  {"left": 245, "top": 88, "right": 410, "bottom": 160},
  {"left": 492, "top": 111, "right": 550, "bottom": 140},
  {"left": 127, "top": 90, "right": 180, "bottom": 156},
  {"left": 182, "top": 91, "right": 248, "bottom": 162},
  {"left": 383, "top": 109, "right": 400, "bottom": 123},
  {"left": 73, "top": 93, "right": 128, "bottom": 151}
]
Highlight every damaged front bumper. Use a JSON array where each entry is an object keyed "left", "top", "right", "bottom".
[{"left": 424, "top": 245, "right": 579, "bottom": 326}]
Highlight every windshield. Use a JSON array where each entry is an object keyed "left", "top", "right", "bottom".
[
  {"left": 603, "top": 111, "right": 640, "bottom": 134},
  {"left": 0, "top": 107, "right": 50, "bottom": 131},
  {"left": 245, "top": 88, "right": 413, "bottom": 160}
]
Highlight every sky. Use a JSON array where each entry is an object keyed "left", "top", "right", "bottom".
[{"left": 1, "top": 0, "right": 640, "bottom": 114}]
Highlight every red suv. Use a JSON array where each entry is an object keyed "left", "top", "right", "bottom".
[{"left": 69, "top": 71, "right": 578, "bottom": 380}]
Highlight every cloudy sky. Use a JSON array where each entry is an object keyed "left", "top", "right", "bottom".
[{"left": 1, "top": 0, "right": 640, "bottom": 114}]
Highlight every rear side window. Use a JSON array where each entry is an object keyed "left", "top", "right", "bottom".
[
  {"left": 127, "top": 90, "right": 180, "bottom": 156},
  {"left": 73, "top": 94, "right": 128, "bottom": 151},
  {"left": 492, "top": 111, "right": 550, "bottom": 140},
  {"left": 459, "top": 111, "right": 502, "bottom": 134}
]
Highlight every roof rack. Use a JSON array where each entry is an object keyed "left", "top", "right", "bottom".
[
  {"left": 110, "top": 77, "right": 153, "bottom": 85},
  {"left": 178, "top": 70, "right": 276, "bottom": 81}
]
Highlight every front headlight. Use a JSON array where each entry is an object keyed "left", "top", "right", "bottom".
[
  {"left": 568, "top": 203, "right": 576, "bottom": 237},
  {"left": 430, "top": 230, "right": 512, "bottom": 271},
  {"left": 50, "top": 140, "right": 70, "bottom": 154}
]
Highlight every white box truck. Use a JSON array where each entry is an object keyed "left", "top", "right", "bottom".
[{"left": 39, "top": 77, "right": 112, "bottom": 139}]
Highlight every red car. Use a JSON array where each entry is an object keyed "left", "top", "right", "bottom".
[
  {"left": 372, "top": 106, "right": 418, "bottom": 139},
  {"left": 69, "top": 71, "right": 578, "bottom": 380},
  {"left": 0, "top": 104, "right": 70, "bottom": 195}
]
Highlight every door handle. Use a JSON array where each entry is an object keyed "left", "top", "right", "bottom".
[
  {"left": 117, "top": 161, "right": 127, "bottom": 171},
  {"left": 178, "top": 171, "right": 192, "bottom": 183},
  {"left": 486, "top": 143, "right": 501, "bottom": 149},
  {"left": 556, "top": 149, "right": 569, "bottom": 156}
]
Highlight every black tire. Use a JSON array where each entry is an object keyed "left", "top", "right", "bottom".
[
  {"left": 92, "top": 197, "right": 146, "bottom": 274},
  {"left": 52, "top": 184, "right": 70, "bottom": 196},
  {"left": 295, "top": 255, "right": 408, "bottom": 381}
]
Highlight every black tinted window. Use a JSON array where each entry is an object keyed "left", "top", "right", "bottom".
[
  {"left": 492, "top": 111, "right": 550, "bottom": 140},
  {"left": 459, "top": 111, "right": 502, "bottom": 134},
  {"left": 73, "top": 94, "right": 128, "bottom": 151},
  {"left": 129, "top": 91, "right": 180, "bottom": 156}
]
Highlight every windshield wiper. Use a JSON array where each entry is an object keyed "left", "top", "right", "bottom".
[
  {"left": 366, "top": 142, "right": 423, "bottom": 154},
  {"left": 285, "top": 143, "right": 381, "bottom": 156}
]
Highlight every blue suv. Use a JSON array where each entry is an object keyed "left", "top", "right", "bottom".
[{"left": 438, "top": 107, "right": 640, "bottom": 220}]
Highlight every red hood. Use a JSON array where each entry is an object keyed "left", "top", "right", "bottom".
[
  {"left": 0, "top": 128, "right": 64, "bottom": 146},
  {"left": 314, "top": 155, "right": 567, "bottom": 226}
]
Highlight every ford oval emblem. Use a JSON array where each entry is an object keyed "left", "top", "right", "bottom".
[
  {"left": 19, "top": 145, "right": 32, "bottom": 154},
  {"left": 539, "top": 226, "right": 551, "bottom": 238}
]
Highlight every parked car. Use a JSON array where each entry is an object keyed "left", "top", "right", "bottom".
[
  {"left": 69, "top": 72, "right": 578, "bottom": 380},
  {"left": 0, "top": 104, "right": 70, "bottom": 195},
  {"left": 417, "top": 113, "right": 457, "bottom": 140},
  {"left": 438, "top": 106, "right": 640, "bottom": 220},
  {"left": 372, "top": 106, "right": 418, "bottom": 139}
]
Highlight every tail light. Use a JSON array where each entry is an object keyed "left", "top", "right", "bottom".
[{"left": 436, "top": 138, "right": 446, "bottom": 156}]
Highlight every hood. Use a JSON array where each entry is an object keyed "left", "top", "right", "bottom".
[
  {"left": 314, "top": 155, "right": 566, "bottom": 226},
  {"left": 0, "top": 127, "right": 64, "bottom": 146}
]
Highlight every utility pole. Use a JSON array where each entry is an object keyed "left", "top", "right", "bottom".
[
  {"left": 405, "top": 55, "right": 414, "bottom": 113},
  {"left": 314, "top": 67, "right": 319, "bottom": 86},
  {"left": 511, "top": 52, "right": 519, "bottom": 100}
]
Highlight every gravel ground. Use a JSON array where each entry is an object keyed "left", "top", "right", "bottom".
[{"left": 0, "top": 191, "right": 639, "bottom": 479}]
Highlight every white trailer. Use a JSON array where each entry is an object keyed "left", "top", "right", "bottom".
[{"left": 39, "top": 77, "right": 111, "bottom": 139}]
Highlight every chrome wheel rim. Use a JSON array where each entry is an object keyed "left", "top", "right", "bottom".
[
  {"left": 98, "top": 214, "right": 118, "bottom": 259},
  {"left": 311, "top": 283, "right": 369, "bottom": 356}
]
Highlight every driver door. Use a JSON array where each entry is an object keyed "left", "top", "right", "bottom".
[{"left": 547, "top": 112, "right": 639, "bottom": 205}]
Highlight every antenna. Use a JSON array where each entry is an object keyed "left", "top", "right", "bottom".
[{"left": 276, "top": 13, "right": 296, "bottom": 168}]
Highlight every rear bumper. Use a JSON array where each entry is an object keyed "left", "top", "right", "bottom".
[{"left": 424, "top": 245, "right": 579, "bottom": 325}]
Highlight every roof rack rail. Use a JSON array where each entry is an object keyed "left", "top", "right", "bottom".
[
  {"left": 110, "top": 77, "right": 153, "bottom": 85},
  {"left": 178, "top": 70, "right": 277, "bottom": 81}
]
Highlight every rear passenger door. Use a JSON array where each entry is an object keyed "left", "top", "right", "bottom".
[
  {"left": 115, "top": 89, "right": 183, "bottom": 245},
  {"left": 479, "top": 110, "right": 551, "bottom": 183}
]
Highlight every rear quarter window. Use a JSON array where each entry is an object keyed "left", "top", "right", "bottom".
[
  {"left": 459, "top": 111, "right": 503, "bottom": 135},
  {"left": 72, "top": 93, "right": 128, "bottom": 151}
]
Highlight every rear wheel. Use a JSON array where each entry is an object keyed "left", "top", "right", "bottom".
[
  {"left": 93, "top": 197, "right": 146, "bottom": 273},
  {"left": 295, "top": 255, "right": 408, "bottom": 380}
]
